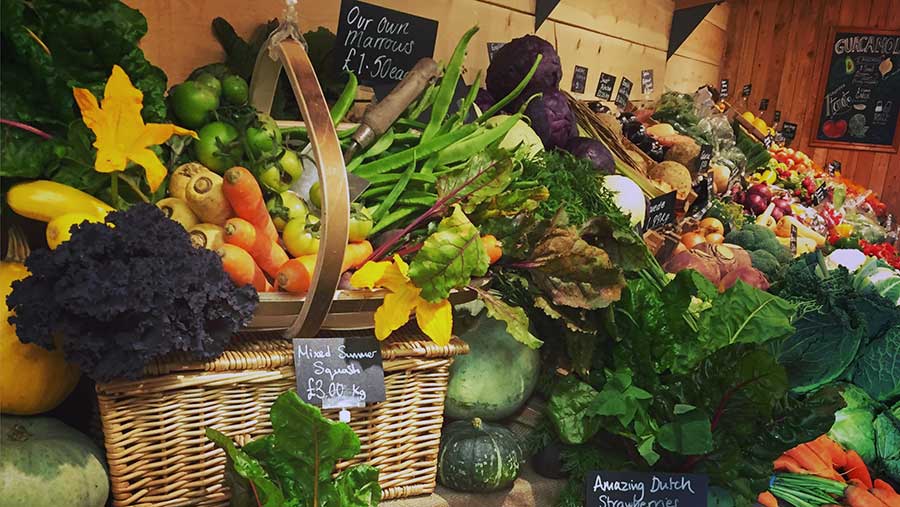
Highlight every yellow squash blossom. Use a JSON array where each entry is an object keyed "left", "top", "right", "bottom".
[
  {"left": 73, "top": 65, "right": 196, "bottom": 192},
  {"left": 350, "top": 255, "right": 452, "bottom": 346}
]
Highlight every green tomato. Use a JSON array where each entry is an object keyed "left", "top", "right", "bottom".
[
  {"left": 195, "top": 121, "right": 242, "bottom": 172},
  {"left": 246, "top": 114, "right": 283, "bottom": 157},
  {"left": 222, "top": 75, "right": 249, "bottom": 105},
  {"left": 194, "top": 73, "right": 222, "bottom": 98},
  {"left": 171, "top": 81, "right": 219, "bottom": 128},
  {"left": 309, "top": 181, "right": 323, "bottom": 210},
  {"left": 282, "top": 218, "right": 320, "bottom": 257},
  {"left": 348, "top": 208, "right": 373, "bottom": 241},
  {"left": 267, "top": 190, "right": 309, "bottom": 231},
  {"left": 259, "top": 149, "right": 302, "bottom": 192}
]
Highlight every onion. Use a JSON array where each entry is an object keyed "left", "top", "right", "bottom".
[
  {"left": 747, "top": 183, "right": 773, "bottom": 201},
  {"left": 746, "top": 193, "right": 768, "bottom": 215}
]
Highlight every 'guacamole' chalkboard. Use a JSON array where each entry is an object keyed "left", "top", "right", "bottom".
[
  {"left": 336, "top": 0, "right": 438, "bottom": 86},
  {"left": 811, "top": 27, "right": 900, "bottom": 153}
]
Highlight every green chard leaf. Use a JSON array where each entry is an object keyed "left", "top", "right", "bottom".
[
  {"left": 656, "top": 411, "right": 713, "bottom": 456},
  {"left": 409, "top": 205, "right": 490, "bottom": 302},
  {"left": 206, "top": 428, "right": 286, "bottom": 507},
  {"left": 547, "top": 376, "right": 604, "bottom": 445},
  {"left": 473, "top": 287, "right": 542, "bottom": 349},
  {"left": 436, "top": 150, "right": 515, "bottom": 212}
]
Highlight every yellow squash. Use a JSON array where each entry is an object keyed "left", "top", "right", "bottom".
[
  {"left": 6, "top": 180, "right": 113, "bottom": 222},
  {"left": 1, "top": 227, "right": 80, "bottom": 415}
]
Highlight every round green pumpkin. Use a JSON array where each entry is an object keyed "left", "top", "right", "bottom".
[
  {"left": 437, "top": 418, "right": 523, "bottom": 492},
  {"left": 1, "top": 416, "right": 109, "bottom": 507},
  {"left": 445, "top": 311, "right": 540, "bottom": 421}
]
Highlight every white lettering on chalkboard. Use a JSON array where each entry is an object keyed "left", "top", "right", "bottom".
[
  {"left": 594, "top": 476, "right": 646, "bottom": 502},
  {"left": 341, "top": 5, "right": 419, "bottom": 82},
  {"left": 834, "top": 34, "right": 900, "bottom": 55}
]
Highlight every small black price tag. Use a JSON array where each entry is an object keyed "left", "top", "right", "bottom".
[
  {"left": 812, "top": 182, "right": 829, "bottom": 205},
  {"left": 641, "top": 69, "right": 654, "bottom": 95},
  {"left": 688, "top": 176, "right": 714, "bottom": 217},
  {"left": 571, "top": 65, "right": 589, "bottom": 93},
  {"left": 585, "top": 471, "right": 709, "bottom": 507},
  {"left": 790, "top": 224, "right": 798, "bottom": 256},
  {"left": 782, "top": 122, "right": 798, "bottom": 141},
  {"left": 643, "top": 191, "right": 677, "bottom": 232},
  {"left": 595, "top": 72, "right": 616, "bottom": 101},
  {"left": 763, "top": 134, "right": 774, "bottom": 149},
  {"left": 697, "top": 144, "right": 713, "bottom": 173},
  {"left": 759, "top": 98, "right": 769, "bottom": 111},
  {"left": 487, "top": 42, "right": 505, "bottom": 62},
  {"left": 742, "top": 83, "right": 752, "bottom": 97},
  {"left": 615, "top": 76, "right": 634, "bottom": 109},
  {"left": 720, "top": 79, "right": 729, "bottom": 98},
  {"left": 827, "top": 160, "right": 842, "bottom": 174},
  {"left": 294, "top": 336, "right": 386, "bottom": 409},
  {"left": 774, "top": 110, "right": 782, "bottom": 123}
]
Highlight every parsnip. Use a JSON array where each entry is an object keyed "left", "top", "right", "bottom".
[
  {"left": 168, "top": 163, "right": 212, "bottom": 200},
  {"left": 188, "top": 223, "right": 225, "bottom": 250},
  {"left": 185, "top": 172, "right": 233, "bottom": 225},
  {"left": 156, "top": 197, "right": 199, "bottom": 229}
]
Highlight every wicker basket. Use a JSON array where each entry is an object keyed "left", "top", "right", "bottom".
[{"left": 96, "top": 326, "right": 468, "bottom": 506}]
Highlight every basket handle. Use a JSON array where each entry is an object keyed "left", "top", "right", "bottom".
[{"left": 250, "top": 38, "right": 350, "bottom": 338}]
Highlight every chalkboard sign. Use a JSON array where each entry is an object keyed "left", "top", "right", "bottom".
[
  {"left": 641, "top": 69, "right": 654, "bottom": 95},
  {"left": 585, "top": 471, "right": 709, "bottom": 507},
  {"left": 688, "top": 176, "right": 714, "bottom": 217},
  {"left": 572, "top": 65, "right": 589, "bottom": 93},
  {"left": 827, "top": 160, "right": 842, "bottom": 174},
  {"left": 294, "top": 336, "right": 386, "bottom": 409},
  {"left": 763, "top": 134, "right": 774, "bottom": 149},
  {"left": 336, "top": 0, "right": 438, "bottom": 86},
  {"left": 644, "top": 191, "right": 677, "bottom": 231},
  {"left": 742, "top": 84, "right": 752, "bottom": 97},
  {"left": 720, "top": 79, "right": 729, "bottom": 98},
  {"left": 782, "top": 122, "right": 798, "bottom": 141},
  {"left": 813, "top": 182, "right": 829, "bottom": 205},
  {"left": 615, "top": 77, "right": 634, "bottom": 109},
  {"left": 774, "top": 110, "right": 782, "bottom": 123},
  {"left": 790, "top": 224, "right": 798, "bottom": 256},
  {"left": 697, "top": 144, "right": 713, "bottom": 172},
  {"left": 487, "top": 42, "right": 505, "bottom": 62},
  {"left": 759, "top": 98, "right": 770, "bottom": 111},
  {"left": 596, "top": 73, "right": 616, "bottom": 100},
  {"left": 810, "top": 27, "right": 900, "bottom": 153}
]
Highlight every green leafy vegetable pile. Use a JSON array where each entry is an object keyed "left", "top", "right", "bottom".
[
  {"left": 725, "top": 223, "right": 792, "bottom": 281},
  {"left": 7, "top": 204, "right": 258, "bottom": 381},
  {"left": 827, "top": 385, "right": 900, "bottom": 484},
  {"left": 207, "top": 390, "right": 381, "bottom": 507},
  {"left": 650, "top": 92, "right": 708, "bottom": 144},
  {"left": 1, "top": 0, "right": 168, "bottom": 201}
]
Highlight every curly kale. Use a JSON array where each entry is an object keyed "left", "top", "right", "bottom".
[{"left": 8, "top": 204, "right": 258, "bottom": 382}]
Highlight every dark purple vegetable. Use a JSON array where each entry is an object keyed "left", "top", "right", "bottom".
[
  {"left": 486, "top": 35, "right": 562, "bottom": 111},
  {"left": 525, "top": 89, "right": 577, "bottom": 150},
  {"left": 564, "top": 137, "right": 615, "bottom": 174},
  {"left": 475, "top": 88, "right": 496, "bottom": 114},
  {"left": 647, "top": 141, "right": 665, "bottom": 162},
  {"left": 746, "top": 193, "right": 768, "bottom": 214},
  {"left": 747, "top": 183, "right": 773, "bottom": 201},
  {"left": 622, "top": 120, "right": 645, "bottom": 141},
  {"left": 619, "top": 112, "right": 636, "bottom": 123}
]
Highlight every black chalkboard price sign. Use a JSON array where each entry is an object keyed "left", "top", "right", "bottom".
[
  {"left": 644, "top": 191, "right": 677, "bottom": 232},
  {"left": 782, "top": 122, "right": 798, "bottom": 141},
  {"left": 759, "top": 98, "right": 770, "bottom": 111},
  {"left": 720, "top": 79, "right": 729, "bottom": 98},
  {"left": 596, "top": 73, "right": 616, "bottom": 100},
  {"left": 827, "top": 160, "right": 843, "bottom": 174},
  {"left": 688, "top": 176, "right": 714, "bottom": 217},
  {"left": 763, "top": 134, "right": 774, "bottom": 149},
  {"left": 572, "top": 65, "right": 589, "bottom": 93},
  {"left": 697, "top": 144, "right": 713, "bottom": 173},
  {"left": 742, "top": 84, "right": 752, "bottom": 97},
  {"left": 641, "top": 69, "right": 654, "bottom": 95},
  {"left": 585, "top": 471, "right": 709, "bottom": 507},
  {"left": 335, "top": 0, "right": 438, "bottom": 86},
  {"left": 774, "top": 110, "right": 782, "bottom": 123},
  {"left": 812, "top": 182, "right": 829, "bottom": 205},
  {"left": 811, "top": 27, "right": 900, "bottom": 153},
  {"left": 615, "top": 76, "right": 634, "bottom": 109},
  {"left": 293, "top": 336, "right": 386, "bottom": 409}
]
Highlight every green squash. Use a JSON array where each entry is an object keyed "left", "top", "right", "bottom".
[
  {"left": 1, "top": 416, "right": 109, "bottom": 507},
  {"left": 445, "top": 310, "right": 540, "bottom": 421},
  {"left": 438, "top": 418, "right": 523, "bottom": 492}
]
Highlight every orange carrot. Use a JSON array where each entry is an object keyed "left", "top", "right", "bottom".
[
  {"left": 223, "top": 166, "right": 278, "bottom": 241},
  {"left": 786, "top": 443, "right": 845, "bottom": 482},
  {"left": 217, "top": 244, "right": 271, "bottom": 293},
  {"left": 874, "top": 480, "right": 897, "bottom": 496},
  {"left": 844, "top": 450, "right": 872, "bottom": 489},
  {"left": 846, "top": 480, "right": 889, "bottom": 507},
  {"left": 810, "top": 435, "right": 848, "bottom": 469},
  {"left": 277, "top": 255, "right": 316, "bottom": 294},
  {"left": 343, "top": 241, "right": 373, "bottom": 271},
  {"left": 871, "top": 486, "right": 900, "bottom": 507},
  {"left": 774, "top": 454, "right": 808, "bottom": 474},
  {"left": 757, "top": 491, "right": 778, "bottom": 507},
  {"left": 225, "top": 217, "right": 288, "bottom": 277},
  {"left": 482, "top": 234, "right": 502, "bottom": 264}
]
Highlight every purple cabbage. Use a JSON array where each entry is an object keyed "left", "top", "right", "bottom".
[
  {"left": 564, "top": 137, "right": 616, "bottom": 174},
  {"left": 525, "top": 89, "right": 576, "bottom": 150},
  {"left": 486, "top": 35, "right": 562, "bottom": 112}
]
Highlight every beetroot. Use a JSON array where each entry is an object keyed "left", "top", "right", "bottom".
[
  {"left": 748, "top": 183, "right": 773, "bottom": 201},
  {"left": 718, "top": 267, "right": 770, "bottom": 292},
  {"left": 746, "top": 193, "right": 768, "bottom": 214}
]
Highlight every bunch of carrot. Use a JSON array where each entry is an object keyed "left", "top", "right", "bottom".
[
  {"left": 216, "top": 166, "right": 372, "bottom": 294},
  {"left": 757, "top": 435, "right": 900, "bottom": 507}
]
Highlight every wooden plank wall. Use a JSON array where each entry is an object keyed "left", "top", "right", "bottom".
[
  {"left": 665, "top": 3, "right": 730, "bottom": 93},
  {"left": 127, "top": 0, "right": 674, "bottom": 103},
  {"left": 721, "top": 0, "right": 900, "bottom": 215}
]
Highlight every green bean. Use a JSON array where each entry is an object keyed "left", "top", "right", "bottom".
[
  {"left": 331, "top": 72, "right": 358, "bottom": 125},
  {"left": 419, "top": 153, "right": 440, "bottom": 176},
  {"left": 363, "top": 128, "right": 395, "bottom": 159},
  {"left": 355, "top": 123, "right": 477, "bottom": 178},
  {"left": 395, "top": 118, "right": 427, "bottom": 131},
  {"left": 372, "top": 206, "right": 418, "bottom": 235},
  {"left": 477, "top": 55, "right": 542, "bottom": 122},
  {"left": 450, "top": 70, "right": 482, "bottom": 130},
  {"left": 407, "top": 81, "right": 437, "bottom": 120},
  {"left": 360, "top": 185, "right": 392, "bottom": 200},
  {"left": 365, "top": 172, "right": 437, "bottom": 185},
  {"left": 280, "top": 124, "right": 358, "bottom": 139},
  {"left": 422, "top": 26, "right": 479, "bottom": 142},
  {"left": 372, "top": 161, "right": 416, "bottom": 222},
  {"left": 435, "top": 114, "right": 520, "bottom": 166},
  {"left": 398, "top": 191, "right": 437, "bottom": 206}
]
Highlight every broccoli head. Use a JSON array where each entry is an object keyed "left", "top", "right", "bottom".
[
  {"left": 749, "top": 249, "right": 780, "bottom": 280},
  {"left": 726, "top": 224, "right": 792, "bottom": 264}
]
